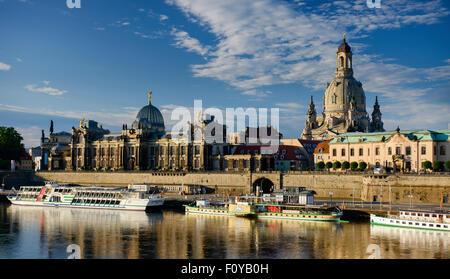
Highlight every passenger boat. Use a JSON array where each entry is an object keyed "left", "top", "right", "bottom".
[
  {"left": 184, "top": 199, "right": 258, "bottom": 217},
  {"left": 7, "top": 182, "right": 164, "bottom": 211},
  {"left": 370, "top": 209, "right": 450, "bottom": 231},
  {"left": 185, "top": 195, "right": 342, "bottom": 222}
]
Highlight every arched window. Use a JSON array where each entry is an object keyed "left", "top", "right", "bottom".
[
  {"left": 332, "top": 94, "right": 337, "bottom": 104},
  {"left": 339, "top": 56, "right": 344, "bottom": 68}
]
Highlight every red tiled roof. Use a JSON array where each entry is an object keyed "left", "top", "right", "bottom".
[
  {"left": 233, "top": 145, "right": 305, "bottom": 161},
  {"left": 313, "top": 139, "right": 332, "bottom": 154}
]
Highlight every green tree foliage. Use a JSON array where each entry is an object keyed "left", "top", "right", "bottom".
[
  {"left": 445, "top": 160, "right": 450, "bottom": 171},
  {"left": 325, "top": 162, "right": 332, "bottom": 170},
  {"left": 333, "top": 161, "right": 341, "bottom": 170},
  {"left": 341, "top": 161, "right": 350, "bottom": 170},
  {"left": 316, "top": 161, "right": 325, "bottom": 170},
  {"left": 350, "top": 161, "right": 358, "bottom": 170},
  {"left": 0, "top": 127, "right": 25, "bottom": 169},
  {"left": 433, "top": 161, "right": 444, "bottom": 172},
  {"left": 359, "top": 161, "right": 367, "bottom": 171},
  {"left": 422, "top": 161, "right": 432, "bottom": 170}
]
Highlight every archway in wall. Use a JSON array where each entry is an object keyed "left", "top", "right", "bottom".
[{"left": 253, "top": 178, "right": 274, "bottom": 194}]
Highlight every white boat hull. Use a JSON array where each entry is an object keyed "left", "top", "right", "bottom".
[
  {"left": 370, "top": 214, "right": 450, "bottom": 231},
  {"left": 8, "top": 197, "right": 164, "bottom": 211}
]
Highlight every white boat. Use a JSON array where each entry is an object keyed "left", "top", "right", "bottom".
[
  {"left": 7, "top": 182, "right": 164, "bottom": 211},
  {"left": 370, "top": 209, "right": 450, "bottom": 231}
]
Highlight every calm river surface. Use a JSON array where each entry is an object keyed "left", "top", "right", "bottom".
[{"left": 0, "top": 203, "right": 448, "bottom": 259}]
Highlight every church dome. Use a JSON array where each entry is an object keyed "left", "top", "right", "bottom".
[
  {"left": 131, "top": 93, "right": 165, "bottom": 137},
  {"left": 323, "top": 76, "right": 366, "bottom": 113}
]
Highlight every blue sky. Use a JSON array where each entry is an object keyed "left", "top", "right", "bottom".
[{"left": 0, "top": 0, "right": 449, "bottom": 148}]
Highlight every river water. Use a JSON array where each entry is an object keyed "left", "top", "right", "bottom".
[{"left": 0, "top": 203, "right": 448, "bottom": 259}]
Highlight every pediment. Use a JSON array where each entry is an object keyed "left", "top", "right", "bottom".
[{"left": 385, "top": 133, "right": 412, "bottom": 144}]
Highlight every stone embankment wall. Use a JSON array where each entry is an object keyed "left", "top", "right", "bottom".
[{"left": 33, "top": 171, "right": 450, "bottom": 204}]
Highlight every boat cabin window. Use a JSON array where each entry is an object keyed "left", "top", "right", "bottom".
[
  {"left": 411, "top": 213, "right": 416, "bottom": 216},
  {"left": 424, "top": 214, "right": 429, "bottom": 217},
  {"left": 432, "top": 214, "right": 437, "bottom": 218}
]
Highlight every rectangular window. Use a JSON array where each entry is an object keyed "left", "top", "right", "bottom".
[
  {"left": 440, "top": 146, "right": 446, "bottom": 156},
  {"left": 350, "top": 149, "right": 354, "bottom": 156},
  {"left": 341, "top": 149, "right": 345, "bottom": 156},
  {"left": 359, "top": 148, "right": 363, "bottom": 156},
  {"left": 376, "top": 147, "right": 380, "bottom": 156},
  {"left": 406, "top": 146, "right": 411, "bottom": 155},
  {"left": 421, "top": 146, "right": 426, "bottom": 155},
  {"left": 396, "top": 147, "right": 401, "bottom": 155},
  {"left": 388, "top": 147, "right": 392, "bottom": 155},
  {"left": 332, "top": 149, "right": 337, "bottom": 156}
]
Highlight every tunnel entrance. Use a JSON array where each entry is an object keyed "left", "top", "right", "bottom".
[{"left": 252, "top": 178, "right": 274, "bottom": 194}]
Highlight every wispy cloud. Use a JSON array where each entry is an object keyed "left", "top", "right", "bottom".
[
  {"left": 171, "top": 27, "right": 210, "bottom": 56},
  {"left": 0, "top": 62, "right": 11, "bottom": 71},
  {"left": 24, "top": 81, "right": 67, "bottom": 96},
  {"left": 166, "top": 0, "right": 450, "bottom": 130}
]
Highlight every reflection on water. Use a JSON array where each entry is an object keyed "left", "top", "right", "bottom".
[
  {"left": 0, "top": 203, "right": 448, "bottom": 259},
  {"left": 370, "top": 225, "right": 450, "bottom": 259}
]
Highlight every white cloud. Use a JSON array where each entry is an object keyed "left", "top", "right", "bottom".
[
  {"left": 166, "top": 0, "right": 450, "bottom": 130},
  {"left": 15, "top": 126, "right": 42, "bottom": 148},
  {"left": 25, "top": 81, "right": 67, "bottom": 96},
  {"left": 0, "top": 62, "right": 11, "bottom": 71},
  {"left": 160, "top": 14, "right": 169, "bottom": 21},
  {"left": 171, "top": 27, "right": 210, "bottom": 56},
  {"left": 0, "top": 103, "right": 137, "bottom": 128}
]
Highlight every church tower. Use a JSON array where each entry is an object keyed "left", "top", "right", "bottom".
[
  {"left": 301, "top": 96, "right": 318, "bottom": 139},
  {"left": 300, "top": 33, "right": 373, "bottom": 140},
  {"left": 335, "top": 32, "right": 353, "bottom": 78},
  {"left": 369, "top": 96, "right": 385, "bottom": 132}
]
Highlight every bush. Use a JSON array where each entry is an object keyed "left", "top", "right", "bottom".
[
  {"left": 325, "top": 162, "right": 333, "bottom": 170},
  {"left": 333, "top": 161, "right": 341, "bottom": 170},
  {"left": 433, "top": 161, "right": 444, "bottom": 172},
  {"left": 359, "top": 161, "right": 367, "bottom": 171},
  {"left": 341, "top": 161, "right": 350, "bottom": 170},
  {"left": 350, "top": 161, "right": 358, "bottom": 170},
  {"left": 316, "top": 161, "right": 325, "bottom": 170},
  {"left": 422, "top": 161, "right": 432, "bottom": 170},
  {"left": 445, "top": 160, "right": 450, "bottom": 171},
  {"left": 0, "top": 159, "right": 9, "bottom": 170}
]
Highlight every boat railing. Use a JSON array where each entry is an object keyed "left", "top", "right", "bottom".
[{"left": 386, "top": 214, "right": 443, "bottom": 223}]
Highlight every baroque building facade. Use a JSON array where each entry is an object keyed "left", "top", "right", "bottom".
[
  {"left": 314, "top": 128, "right": 450, "bottom": 172},
  {"left": 301, "top": 35, "right": 384, "bottom": 140}
]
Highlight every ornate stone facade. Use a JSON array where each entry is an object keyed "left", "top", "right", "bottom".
[
  {"left": 301, "top": 36, "right": 384, "bottom": 140},
  {"left": 314, "top": 128, "right": 450, "bottom": 172}
]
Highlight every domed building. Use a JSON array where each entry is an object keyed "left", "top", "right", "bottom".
[
  {"left": 131, "top": 93, "right": 165, "bottom": 139},
  {"left": 301, "top": 35, "right": 384, "bottom": 140},
  {"left": 67, "top": 92, "right": 166, "bottom": 171}
]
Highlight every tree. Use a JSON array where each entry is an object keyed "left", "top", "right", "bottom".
[
  {"left": 445, "top": 160, "right": 450, "bottom": 171},
  {"left": 433, "top": 160, "right": 444, "bottom": 172},
  {"left": 333, "top": 161, "right": 341, "bottom": 170},
  {"left": 422, "top": 161, "right": 432, "bottom": 170},
  {"left": 341, "top": 161, "right": 350, "bottom": 170},
  {"left": 0, "top": 126, "right": 25, "bottom": 169},
  {"left": 359, "top": 161, "right": 367, "bottom": 171},
  {"left": 350, "top": 161, "right": 358, "bottom": 171},
  {"left": 325, "top": 162, "right": 332, "bottom": 170},
  {"left": 316, "top": 161, "right": 325, "bottom": 170}
]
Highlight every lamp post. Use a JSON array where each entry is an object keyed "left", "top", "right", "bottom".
[{"left": 379, "top": 182, "right": 383, "bottom": 210}]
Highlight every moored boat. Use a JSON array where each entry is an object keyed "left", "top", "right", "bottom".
[
  {"left": 7, "top": 182, "right": 164, "bottom": 211},
  {"left": 370, "top": 209, "right": 450, "bottom": 231},
  {"left": 185, "top": 193, "right": 342, "bottom": 222}
]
